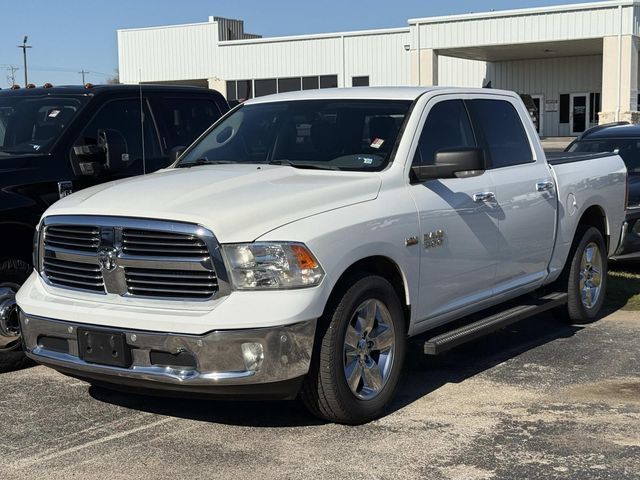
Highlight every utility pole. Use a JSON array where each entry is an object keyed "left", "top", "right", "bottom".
[
  {"left": 17, "top": 36, "right": 31, "bottom": 87},
  {"left": 79, "top": 69, "right": 90, "bottom": 84}
]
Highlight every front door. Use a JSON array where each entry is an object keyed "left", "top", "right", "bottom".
[
  {"left": 571, "top": 94, "right": 589, "bottom": 134},
  {"left": 408, "top": 97, "right": 499, "bottom": 324}
]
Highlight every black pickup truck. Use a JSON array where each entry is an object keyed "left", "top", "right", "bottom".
[{"left": 0, "top": 84, "right": 228, "bottom": 370}]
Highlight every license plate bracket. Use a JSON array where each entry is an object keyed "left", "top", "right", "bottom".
[{"left": 77, "top": 328, "right": 132, "bottom": 368}]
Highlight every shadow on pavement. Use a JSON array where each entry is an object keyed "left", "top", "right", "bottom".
[{"left": 89, "top": 314, "right": 581, "bottom": 427}]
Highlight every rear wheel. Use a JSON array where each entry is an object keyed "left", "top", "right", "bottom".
[
  {"left": 0, "top": 259, "right": 32, "bottom": 372},
  {"left": 563, "top": 227, "right": 608, "bottom": 324},
  {"left": 301, "top": 275, "right": 406, "bottom": 424}
]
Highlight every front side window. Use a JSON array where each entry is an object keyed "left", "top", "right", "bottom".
[
  {"left": 466, "top": 99, "right": 533, "bottom": 169},
  {"left": 413, "top": 99, "right": 475, "bottom": 166},
  {"left": 0, "top": 96, "right": 85, "bottom": 155},
  {"left": 75, "top": 98, "right": 160, "bottom": 162},
  {"left": 177, "top": 99, "right": 412, "bottom": 171}
]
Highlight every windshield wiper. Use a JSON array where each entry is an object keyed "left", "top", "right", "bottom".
[
  {"left": 268, "top": 160, "right": 340, "bottom": 171},
  {"left": 177, "top": 159, "right": 236, "bottom": 168}
]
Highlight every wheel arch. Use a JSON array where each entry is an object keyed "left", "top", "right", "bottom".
[{"left": 323, "top": 255, "right": 411, "bottom": 328}]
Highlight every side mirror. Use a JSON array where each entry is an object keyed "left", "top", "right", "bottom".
[
  {"left": 97, "top": 129, "right": 130, "bottom": 172},
  {"left": 169, "top": 145, "right": 187, "bottom": 164},
  {"left": 411, "top": 147, "right": 485, "bottom": 182}
]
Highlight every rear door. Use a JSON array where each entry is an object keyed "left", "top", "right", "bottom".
[
  {"left": 408, "top": 97, "right": 499, "bottom": 323},
  {"left": 466, "top": 97, "right": 556, "bottom": 293}
]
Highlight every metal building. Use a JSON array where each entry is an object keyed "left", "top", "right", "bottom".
[{"left": 118, "top": 1, "right": 640, "bottom": 137}]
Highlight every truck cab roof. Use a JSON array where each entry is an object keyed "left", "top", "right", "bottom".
[{"left": 0, "top": 84, "right": 220, "bottom": 98}]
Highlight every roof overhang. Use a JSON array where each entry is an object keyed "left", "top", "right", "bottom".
[{"left": 438, "top": 38, "right": 604, "bottom": 62}]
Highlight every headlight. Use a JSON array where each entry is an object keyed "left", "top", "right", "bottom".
[{"left": 222, "top": 242, "right": 324, "bottom": 290}]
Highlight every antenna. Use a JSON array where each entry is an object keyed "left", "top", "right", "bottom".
[{"left": 139, "top": 69, "right": 146, "bottom": 175}]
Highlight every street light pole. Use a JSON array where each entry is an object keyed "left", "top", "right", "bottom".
[{"left": 17, "top": 36, "right": 31, "bottom": 87}]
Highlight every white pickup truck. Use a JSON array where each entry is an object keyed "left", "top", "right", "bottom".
[{"left": 9, "top": 87, "right": 627, "bottom": 424}]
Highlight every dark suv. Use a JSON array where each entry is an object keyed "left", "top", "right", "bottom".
[
  {"left": 0, "top": 84, "right": 228, "bottom": 370},
  {"left": 566, "top": 122, "right": 640, "bottom": 259}
]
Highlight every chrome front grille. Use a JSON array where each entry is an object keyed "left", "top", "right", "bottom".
[
  {"left": 39, "top": 216, "right": 229, "bottom": 301},
  {"left": 44, "top": 225, "right": 100, "bottom": 253},
  {"left": 122, "top": 229, "right": 209, "bottom": 257},
  {"left": 125, "top": 267, "right": 218, "bottom": 299},
  {"left": 42, "top": 257, "right": 105, "bottom": 293}
]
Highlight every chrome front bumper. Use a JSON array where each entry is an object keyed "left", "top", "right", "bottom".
[{"left": 20, "top": 314, "right": 316, "bottom": 395}]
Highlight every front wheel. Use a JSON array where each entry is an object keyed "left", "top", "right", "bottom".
[
  {"left": 0, "top": 259, "right": 32, "bottom": 372},
  {"left": 301, "top": 275, "right": 406, "bottom": 424},
  {"left": 565, "top": 227, "right": 608, "bottom": 324}
]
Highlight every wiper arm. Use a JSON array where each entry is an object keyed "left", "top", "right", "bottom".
[{"left": 268, "top": 160, "right": 340, "bottom": 171}]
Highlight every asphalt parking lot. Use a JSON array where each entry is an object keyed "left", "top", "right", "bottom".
[{"left": 1, "top": 304, "right": 639, "bottom": 480}]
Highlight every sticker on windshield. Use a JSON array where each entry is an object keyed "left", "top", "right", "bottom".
[
  {"left": 359, "top": 156, "right": 374, "bottom": 165},
  {"left": 47, "top": 109, "right": 61, "bottom": 118},
  {"left": 370, "top": 138, "right": 384, "bottom": 149}
]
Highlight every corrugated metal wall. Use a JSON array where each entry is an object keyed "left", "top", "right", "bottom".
[
  {"left": 216, "top": 29, "right": 411, "bottom": 87},
  {"left": 118, "top": 22, "right": 219, "bottom": 83},
  {"left": 415, "top": 3, "right": 634, "bottom": 48}
]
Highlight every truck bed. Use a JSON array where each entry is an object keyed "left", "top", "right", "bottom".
[{"left": 545, "top": 151, "right": 613, "bottom": 166}]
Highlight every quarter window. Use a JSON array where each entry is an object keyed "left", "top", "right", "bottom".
[
  {"left": 466, "top": 99, "right": 533, "bottom": 169},
  {"left": 413, "top": 100, "right": 475, "bottom": 166}
]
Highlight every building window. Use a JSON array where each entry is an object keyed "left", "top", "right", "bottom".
[
  {"left": 255, "top": 78, "right": 277, "bottom": 97},
  {"left": 278, "top": 77, "right": 302, "bottom": 93},
  {"left": 352, "top": 76, "right": 369, "bottom": 87},
  {"left": 226, "top": 81, "right": 237, "bottom": 102},
  {"left": 589, "top": 92, "right": 601, "bottom": 124},
  {"left": 559, "top": 94, "right": 570, "bottom": 124},
  {"left": 320, "top": 75, "right": 338, "bottom": 89},
  {"left": 302, "top": 76, "right": 319, "bottom": 90},
  {"left": 236, "top": 80, "right": 253, "bottom": 101}
]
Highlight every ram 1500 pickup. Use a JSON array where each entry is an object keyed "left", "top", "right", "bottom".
[
  {"left": 12, "top": 87, "right": 627, "bottom": 424},
  {"left": 0, "top": 84, "right": 228, "bottom": 371}
]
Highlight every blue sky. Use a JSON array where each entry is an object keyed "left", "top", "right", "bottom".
[{"left": 0, "top": 0, "right": 602, "bottom": 87}]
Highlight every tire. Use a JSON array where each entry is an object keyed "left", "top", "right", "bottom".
[
  {"left": 301, "top": 275, "right": 406, "bottom": 425},
  {"left": 0, "top": 258, "right": 32, "bottom": 372},
  {"left": 563, "top": 226, "right": 608, "bottom": 324}
]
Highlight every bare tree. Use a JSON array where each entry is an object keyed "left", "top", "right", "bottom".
[{"left": 106, "top": 69, "right": 119, "bottom": 85}]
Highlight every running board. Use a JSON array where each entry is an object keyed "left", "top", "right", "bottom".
[{"left": 423, "top": 292, "right": 568, "bottom": 355}]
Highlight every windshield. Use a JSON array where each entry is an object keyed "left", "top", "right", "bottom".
[
  {"left": 177, "top": 99, "right": 412, "bottom": 171},
  {"left": 0, "top": 95, "right": 86, "bottom": 155},
  {"left": 568, "top": 138, "right": 640, "bottom": 173}
]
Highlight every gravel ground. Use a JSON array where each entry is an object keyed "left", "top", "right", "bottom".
[{"left": 1, "top": 309, "right": 638, "bottom": 480}]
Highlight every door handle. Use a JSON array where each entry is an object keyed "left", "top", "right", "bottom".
[
  {"left": 473, "top": 191, "right": 496, "bottom": 203},
  {"left": 536, "top": 181, "right": 554, "bottom": 192}
]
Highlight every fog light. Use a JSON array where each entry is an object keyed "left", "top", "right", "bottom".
[{"left": 241, "top": 342, "right": 264, "bottom": 372}]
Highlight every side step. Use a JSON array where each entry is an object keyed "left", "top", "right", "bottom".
[{"left": 423, "top": 292, "right": 568, "bottom": 355}]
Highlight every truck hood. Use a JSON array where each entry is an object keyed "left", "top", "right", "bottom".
[{"left": 45, "top": 164, "right": 382, "bottom": 242}]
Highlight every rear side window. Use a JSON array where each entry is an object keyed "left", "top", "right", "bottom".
[
  {"left": 413, "top": 99, "right": 476, "bottom": 166},
  {"left": 467, "top": 99, "right": 533, "bottom": 169},
  {"left": 154, "top": 97, "right": 222, "bottom": 150}
]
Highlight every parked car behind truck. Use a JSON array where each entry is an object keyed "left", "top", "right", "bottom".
[
  {"left": 12, "top": 87, "right": 627, "bottom": 424},
  {"left": 0, "top": 84, "right": 228, "bottom": 370},
  {"left": 565, "top": 123, "right": 640, "bottom": 259}
]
